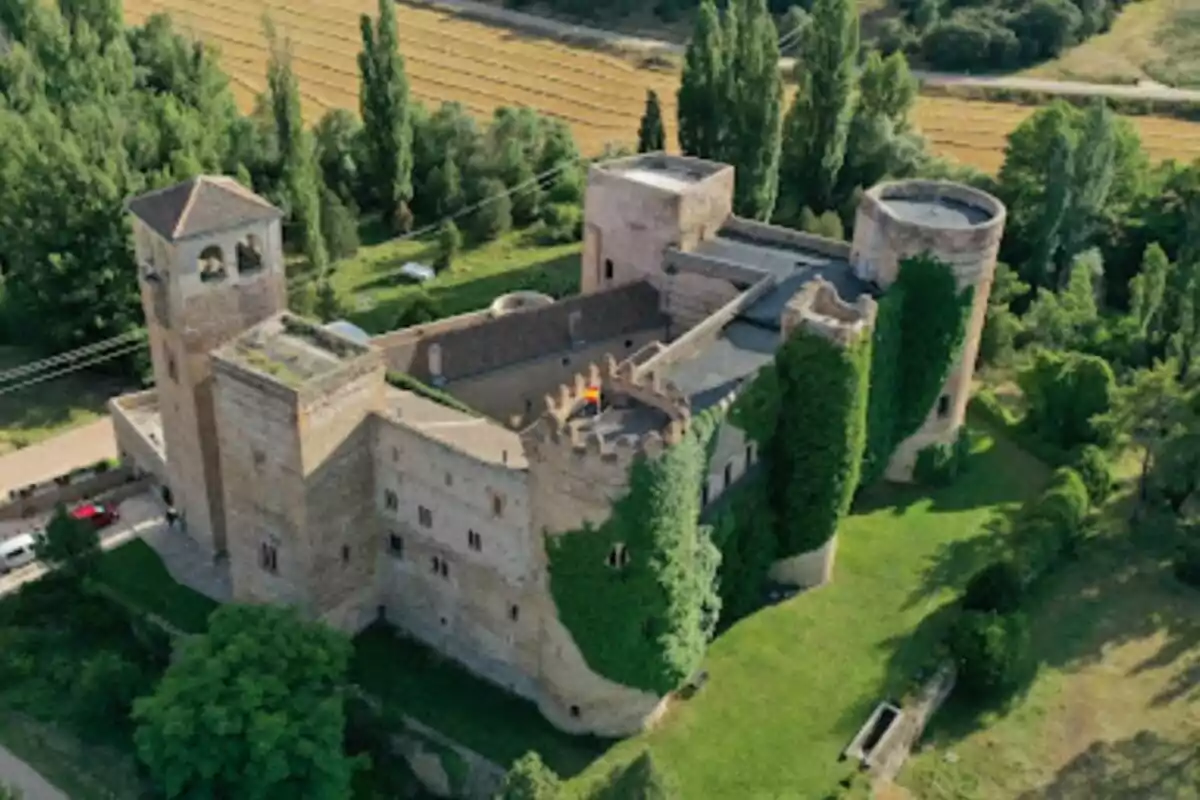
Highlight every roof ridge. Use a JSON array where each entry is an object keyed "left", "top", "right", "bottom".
[{"left": 171, "top": 177, "right": 204, "bottom": 240}]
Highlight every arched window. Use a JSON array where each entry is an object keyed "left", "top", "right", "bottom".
[
  {"left": 198, "top": 245, "right": 226, "bottom": 283},
  {"left": 236, "top": 234, "right": 264, "bottom": 274}
]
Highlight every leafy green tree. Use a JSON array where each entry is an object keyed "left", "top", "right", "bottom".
[
  {"left": 1058, "top": 99, "right": 1117, "bottom": 280},
  {"left": 315, "top": 277, "right": 343, "bottom": 323},
  {"left": 1102, "top": 360, "right": 1194, "bottom": 503},
  {"left": 71, "top": 650, "right": 145, "bottom": 735},
  {"left": 266, "top": 21, "right": 328, "bottom": 273},
  {"left": 677, "top": 0, "right": 726, "bottom": 159},
  {"left": 434, "top": 219, "right": 462, "bottom": 272},
  {"left": 1024, "top": 250, "right": 1100, "bottom": 350},
  {"left": 779, "top": 0, "right": 858, "bottom": 214},
  {"left": 320, "top": 186, "right": 360, "bottom": 261},
  {"left": 358, "top": 0, "right": 413, "bottom": 232},
  {"left": 469, "top": 178, "right": 513, "bottom": 242},
  {"left": 948, "top": 610, "right": 1033, "bottom": 705},
  {"left": 1018, "top": 348, "right": 1115, "bottom": 451},
  {"left": 979, "top": 262, "right": 1029, "bottom": 367},
  {"left": 132, "top": 604, "right": 362, "bottom": 800},
  {"left": 722, "top": 0, "right": 784, "bottom": 220},
  {"left": 34, "top": 505, "right": 100, "bottom": 581},
  {"left": 1130, "top": 242, "right": 1171, "bottom": 339},
  {"left": 313, "top": 108, "right": 364, "bottom": 209},
  {"left": 1028, "top": 126, "right": 1074, "bottom": 289},
  {"left": 497, "top": 751, "right": 561, "bottom": 800},
  {"left": 395, "top": 291, "right": 442, "bottom": 328},
  {"left": 637, "top": 89, "right": 666, "bottom": 153}
]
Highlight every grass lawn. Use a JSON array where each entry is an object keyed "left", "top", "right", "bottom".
[
  {"left": 352, "top": 625, "right": 610, "bottom": 777},
  {"left": 318, "top": 228, "right": 582, "bottom": 335},
  {"left": 0, "top": 713, "right": 144, "bottom": 800},
  {"left": 562, "top": 425, "right": 1049, "bottom": 798},
  {"left": 0, "top": 346, "right": 125, "bottom": 455},
  {"left": 898, "top": 497, "right": 1200, "bottom": 798},
  {"left": 96, "top": 539, "right": 219, "bottom": 634},
  {"left": 1024, "top": 0, "right": 1200, "bottom": 87}
]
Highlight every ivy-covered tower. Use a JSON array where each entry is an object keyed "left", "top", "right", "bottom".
[
  {"left": 850, "top": 180, "right": 1006, "bottom": 481},
  {"left": 520, "top": 356, "right": 718, "bottom": 736}
]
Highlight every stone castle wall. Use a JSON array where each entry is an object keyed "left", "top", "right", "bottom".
[{"left": 850, "top": 181, "right": 1006, "bottom": 481}]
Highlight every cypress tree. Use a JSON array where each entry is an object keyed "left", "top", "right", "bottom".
[
  {"left": 779, "top": 0, "right": 858, "bottom": 215},
  {"left": 677, "top": 0, "right": 725, "bottom": 159},
  {"left": 637, "top": 90, "right": 666, "bottom": 153},
  {"left": 358, "top": 0, "right": 413, "bottom": 233},
  {"left": 266, "top": 20, "right": 328, "bottom": 273},
  {"left": 725, "top": 0, "right": 783, "bottom": 220}
]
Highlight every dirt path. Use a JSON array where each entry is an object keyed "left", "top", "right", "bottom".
[
  {"left": 0, "top": 743, "right": 68, "bottom": 800},
  {"left": 412, "top": 0, "right": 1200, "bottom": 102},
  {"left": 0, "top": 418, "right": 116, "bottom": 497}
]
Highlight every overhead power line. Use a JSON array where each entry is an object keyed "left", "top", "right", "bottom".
[
  {"left": 0, "top": 340, "right": 146, "bottom": 398},
  {"left": 0, "top": 329, "right": 146, "bottom": 387}
]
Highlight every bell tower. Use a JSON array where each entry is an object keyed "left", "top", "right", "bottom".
[{"left": 126, "top": 176, "right": 287, "bottom": 557}]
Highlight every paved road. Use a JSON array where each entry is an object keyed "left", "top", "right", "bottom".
[
  {"left": 0, "top": 744, "right": 68, "bottom": 800},
  {"left": 416, "top": 0, "right": 1200, "bottom": 103},
  {"left": 0, "top": 418, "right": 116, "bottom": 498}
]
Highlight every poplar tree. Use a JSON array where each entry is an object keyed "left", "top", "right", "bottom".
[
  {"left": 725, "top": 0, "right": 783, "bottom": 220},
  {"left": 358, "top": 0, "right": 413, "bottom": 233},
  {"left": 779, "top": 0, "right": 858, "bottom": 215},
  {"left": 677, "top": 0, "right": 725, "bottom": 159},
  {"left": 1058, "top": 98, "right": 1117, "bottom": 282},
  {"left": 637, "top": 89, "right": 666, "bottom": 153},
  {"left": 266, "top": 20, "right": 328, "bottom": 273}
]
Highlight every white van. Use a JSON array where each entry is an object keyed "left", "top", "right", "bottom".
[{"left": 0, "top": 533, "right": 38, "bottom": 574}]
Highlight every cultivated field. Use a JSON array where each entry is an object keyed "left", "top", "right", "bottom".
[{"left": 120, "top": 0, "right": 1200, "bottom": 173}]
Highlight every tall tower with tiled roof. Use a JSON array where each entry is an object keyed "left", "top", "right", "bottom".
[{"left": 126, "top": 175, "right": 287, "bottom": 557}]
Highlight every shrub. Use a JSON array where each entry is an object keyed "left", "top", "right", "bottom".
[
  {"left": 498, "top": 751, "right": 562, "bottom": 800},
  {"left": 434, "top": 220, "right": 462, "bottom": 273},
  {"left": 962, "top": 559, "right": 1024, "bottom": 614},
  {"left": 537, "top": 203, "right": 583, "bottom": 244},
  {"left": 1174, "top": 535, "right": 1200, "bottom": 589},
  {"left": 1012, "top": 467, "right": 1090, "bottom": 580},
  {"left": 320, "top": 188, "right": 360, "bottom": 261},
  {"left": 469, "top": 178, "right": 513, "bottom": 242},
  {"left": 1018, "top": 349, "right": 1116, "bottom": 451},
  {"left": 948, "top": 610, "right": 1032, "bottom": 704},
  {"left": 1072, "top": 444, "right": 1113, "bottom": 506}
]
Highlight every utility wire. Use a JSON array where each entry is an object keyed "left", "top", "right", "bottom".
[
  {"left": 0, "top": 340, "right": 146, "bottom": 398},
  {"left": 0, "top": 329, "right": 145, "bottom": 386}
]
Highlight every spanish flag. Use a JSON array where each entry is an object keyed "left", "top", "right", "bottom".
[{"left": 583, "top": 385, "right": 601, "bottom": 405}]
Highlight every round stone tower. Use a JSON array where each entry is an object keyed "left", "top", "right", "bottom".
[{"left": 850, "top": 180, "right": 1007, "bottom": 481}]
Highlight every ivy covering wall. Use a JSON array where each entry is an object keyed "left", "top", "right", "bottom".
[
  {"left": 545, "top": 408, "right": 724, "bottom": 695},
  {"left": 862, "top": 254, "right": 975, "bottom": 486}
]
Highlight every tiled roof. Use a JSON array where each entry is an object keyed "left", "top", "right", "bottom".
[{"left": 126, "top": 176, "right": 281, "bottom": 242}]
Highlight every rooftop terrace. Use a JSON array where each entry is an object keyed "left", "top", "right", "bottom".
[
  {"left": 880, "top": 196, "right": 993, "bottom": 229},
  {"left": 221, "top": 314, "right": 371, "bottom": 388},
  {"left": 598, "top": 153, "right": 729, "bottom": 194}
]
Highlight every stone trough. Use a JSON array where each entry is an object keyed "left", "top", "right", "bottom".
[{"left": 842, "top": 701, "right": 905, "bottom": 770}]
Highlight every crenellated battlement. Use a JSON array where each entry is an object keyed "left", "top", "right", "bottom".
[
  {"left": 521, "top": 354, "right": 692, "bottom": 467},
  {"left": 782, "top": 278, "right": 878, "bottom": 347}
]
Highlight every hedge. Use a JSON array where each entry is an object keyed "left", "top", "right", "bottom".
[
  {"left": 546, "top": 406, "right": 724, "bottom": 694},
  {"left": 920, "top": 82, "right": 1200, "bottom": 124}
]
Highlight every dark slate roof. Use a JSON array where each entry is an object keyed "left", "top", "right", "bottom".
[
  {"left": 126, "top": 176, "right": 281, "bottom": 242},
  {"left": 664, "top": 322, "right": 779, "bottom": 411}
]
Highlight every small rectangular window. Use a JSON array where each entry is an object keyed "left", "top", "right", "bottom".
[
  {"left": 701, "top": 481, "right": 710, "bottom": 507},
  {"left": 341, "top": 545, "right": 350, "bottom": 564},
  {"left": 167, "top": 353, "right": 178, "bottom": 382},
  {"left": 384, "top": 490, "right": 398, "bottom": 511},
  {"left": 724, "top": 462, "right": 733, "bottom": 488},
  {"left": 468, "top": 530, "right": 482, "bottom": 551},
  {"left": 431, "top": 555, "right": 440, "bottom": 573},
  {"left": 259, "top": 542, "right": 278, "bottom": 574},
  {"left": 510, "top": 604, "right": 520, "bottom": 621},
  {"left": 604, "top": 259, "right": 614, "bottom": 280},
  {"left": 491, "top": 494, "right": 504, "bottom": 518},
  {"left": 388, "top": 533, "right": 404, "bottom": 558},
  {"left": 745, "top": 444, "right": 755, "bottom": 466},
  {"left": 440, "top": 560, "right": 449, "bottom": 578},
  {"left": 418, "top": 506, "right": 433, "bottom": 528}
]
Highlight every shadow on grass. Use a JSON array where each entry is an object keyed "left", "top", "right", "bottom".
[{"left": 1015, "top": 730, "right": 1200, "bottom": 799}]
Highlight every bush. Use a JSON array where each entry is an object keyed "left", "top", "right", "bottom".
[
  {"left": 498, "top": 751, "right": 562, "bottom": 800},
  {"left": 1071, "top": 444, "right": 1113, "bottom": 506},
  {"left": 1012, "top": 467, "right": 1091, "bottom": 581},
  {"left": 948, "top": 610, "right": 1032, "bottom": 704},
  {"left": 962, "top": 559, "right": 1024, "bottom": 614},
  {"left": 434, "top": 219, "right": 462, "bottom": 273},
  {"left": 469, "top": 178, "right": 513, "bottom": 243},
  {"left": 537, "top": 203, "right": 583, "bottom": 244},
  {"left": 1174, "top": 536, "right": 1200, "bottom": 589},
  {"left": 320, "top": 188, "right": 360, "bottom": 261}
]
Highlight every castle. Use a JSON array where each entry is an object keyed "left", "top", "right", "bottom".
[{"left": 109, "top": 155, "right": 1005, "bottom": 737}]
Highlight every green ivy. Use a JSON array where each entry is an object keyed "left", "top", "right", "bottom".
[
  {"left": 706, "top": 470, "right": 776, "bottom": 626},
  {"left": 545, "top": 407, "right": 724, "bottom": 695},
  {"left": 862, "top": 255, "right": 974, "bottom": 486},
  {"left": 913, "top": 428, "right": 972, "bottom": 487},
  {"left": 769, "top": 328, "right": 872, "bottom": 558}
]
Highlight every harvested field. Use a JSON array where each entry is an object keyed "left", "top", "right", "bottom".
[{"left": 121, "top": 0, "right": 1200, "bottom": 171}]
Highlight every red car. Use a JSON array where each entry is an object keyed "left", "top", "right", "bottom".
[{"left": 71, "top": 502, "right": 120, "bottom": 530}]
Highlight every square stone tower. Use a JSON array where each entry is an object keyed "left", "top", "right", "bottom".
[
  {"left": 210, "top": 314, "right": 386, "bottom": 632},
  {"left": 126, "top": 176, "right": 287, "bottom": 556}
]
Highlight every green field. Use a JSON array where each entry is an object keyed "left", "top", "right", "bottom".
[
  {"left": 563, "top": 425, "right": 1050, "bottom": 798},
  {"left": 317, "top": 228, "right": 582, "bottom": 334},
  {"left": 0, "top": 346, "right": 123, "bottom": 455}
]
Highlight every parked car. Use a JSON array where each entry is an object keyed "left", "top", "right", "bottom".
[
  {"left": 0, "top": 533, "right": 39, "bottom": 574},
  {"left": 71, "top": 502, "right": 120, "bottom": 530}
]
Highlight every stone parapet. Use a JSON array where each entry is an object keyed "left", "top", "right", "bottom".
[{"left": 781, "top": 278, "right": 877, "bottom": 347}]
